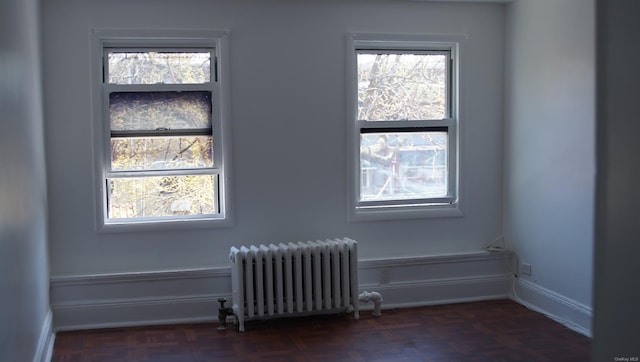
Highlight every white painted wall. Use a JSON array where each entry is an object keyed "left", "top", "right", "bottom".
[
  {"left": 504, "top": 0, "right": 595, "bottom": 332},
  {"left": 42, "top": 0, "right": 505, "bottom": 276},
  {"left": 593, "top": 0, "right": 640, "bottom": 358},
  {"left": 0, "top": 0, "right": 53, "bottom": 360}
]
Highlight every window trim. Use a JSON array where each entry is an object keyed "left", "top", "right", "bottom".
[
  {"left": 91, "top": 29, "right": 233, "bottom": 232},
  {"left": 346, "top": 32, "right": 466, "bottom": 221}
]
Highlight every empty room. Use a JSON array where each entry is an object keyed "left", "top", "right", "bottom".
[{"left": 2, "top": 0, "right": 638, "bottom": 361}]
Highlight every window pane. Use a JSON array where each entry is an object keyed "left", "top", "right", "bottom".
[
  {"left": 111, "top": 136, "right": 213, "bottom": 171},
  {"left": 107, "top": 51, "right": 211, "bottom": 84},
  {"left": 107, "top": 175, "right": 216, "bottom": 219},
  {"left": 110, "top": 92, "right": 212, "bottom": 131},
  {"left": 360, "top": 131, "right": 447, "bottom": 201},
  {"left": 358, "top": 53, "right": 447, "bottom": 121}
]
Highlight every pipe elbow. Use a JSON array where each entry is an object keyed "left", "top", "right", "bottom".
[
  {"left": 369, "top": 291, "right": 383, "bottom": 302},
  {"left": 359, "top": 291, "right": 383, "bottom": 317}
]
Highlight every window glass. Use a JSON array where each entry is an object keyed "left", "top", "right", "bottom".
[
  {"left": 360, "top": 131, "right": 447, "bottom": 201},
  {"left": 109, "top": 92, "right": 212, "bottom": 131},
  {"left": 107, "top": 51, "right": 211, "bottom": 84},
  {"left": 111, "top": 136, "right": 213, "bottom": 171},
  {"left": 357, "top": 53, "right": 447, "bottom": 121},
  {"left": 107, "top": 174, "right": 217, "bottom": 219}
]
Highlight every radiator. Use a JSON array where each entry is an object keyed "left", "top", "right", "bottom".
[{"left": 229, "top": 238, "right": 359, "bottom": 332}]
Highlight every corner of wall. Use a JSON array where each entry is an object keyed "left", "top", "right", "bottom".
[{"left": 33, "top": 309, "right": 55, "bottom": 362}]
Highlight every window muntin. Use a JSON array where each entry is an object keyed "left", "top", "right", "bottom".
[
  {"left": 350, "top": 36, "right": 459, "bottom": 219},
  {"left": 101, "top": 46, "right": 221, "bottom": 224}
]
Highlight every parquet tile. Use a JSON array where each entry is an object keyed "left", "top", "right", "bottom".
[{"left": 52, "top": 300, "right": 591, "bottom": 361}]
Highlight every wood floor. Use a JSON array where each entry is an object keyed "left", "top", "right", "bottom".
[{"left": 52, "top": 299, "right": 591, "bottom": 362}]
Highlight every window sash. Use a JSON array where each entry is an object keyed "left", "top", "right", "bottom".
[
  {"left": 105, "top": 169, "right": 220, "bottom": 220},
  {"left": 356, "top": 49, "right": 452, "bottom": 121},
  {"left": 105, "top": 173, "right": 219, "bottom": 221},
  {"left": 105, "top": 100, "right": 217, "bottom": 172},
  {"left": 356, "top": 124, "right": 455, "bottom": 206}
]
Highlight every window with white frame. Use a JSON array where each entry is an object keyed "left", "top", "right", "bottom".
[
  {"left": 93, "top": 31, "right": 231, "bottom": 228},
  {"left": 347, "top": 34, "right": 462, "bottom": 220}
]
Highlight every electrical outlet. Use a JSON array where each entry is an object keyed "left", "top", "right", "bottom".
[
  {"left": 521, "top": 263, "right": 532, "bottom": 276},
  {"left": 379, "top": 268, "right": 390, "bottom": 284}
]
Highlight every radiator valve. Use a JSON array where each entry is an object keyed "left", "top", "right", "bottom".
[{"left": 217, "top": 297, "right": 235, "bottom": 330}]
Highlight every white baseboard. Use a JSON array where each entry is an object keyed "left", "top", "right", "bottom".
[
  {"left": 51, "top": 251, "right": 513, "bottom": 331},
  {"left": 358, "top": 251, "right": 513, "bottom": 309},
  {"left": 361, "top": 274, "right": 512, "bottom": 310},
  {"left": 33, "top": 309, "right": 55, "bottom": 362},
  {"left": 512, "top": 278, "right": 592, "bottom": 337},
  {"left": 51, "top": 268, "right": 231, "bottom": 331}
]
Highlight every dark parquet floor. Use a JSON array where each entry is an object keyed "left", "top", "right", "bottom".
[{"left": 52, "top": 299, "right": 591, "bottom": 362}]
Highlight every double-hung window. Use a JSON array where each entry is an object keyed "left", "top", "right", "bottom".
[
  {"left": 347, "top": 33, "right": 463, "bottom": 220},
  {"left": 93, "top": 31, "right": 231, "bottom": 229}
]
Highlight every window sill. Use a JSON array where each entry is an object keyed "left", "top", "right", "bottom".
[
  {"left": 97, "top": 215, "right": 233, "bottom": 233},
  {"left": 349, "top": 202, "right": 463, "bottom": 222}
]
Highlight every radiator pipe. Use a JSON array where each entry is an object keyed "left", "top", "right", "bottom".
[
  {"left": 359, "top": 291, "right": 383, "bottom": 316},
  {"left": 217, "top": 297, "right": 235, "bottom": 330}
]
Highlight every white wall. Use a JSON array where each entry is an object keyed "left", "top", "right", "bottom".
[
  {"left": 0, "top": 0, "right": 53, "bottom": 360},
  {"left": 42, "top": 0, "right": 505, "bottom": 276},
  {"left": 593, "top": 0, "right": 640, "bottom": 358},
  {"left": 504, "top": 0, "right": 595, "bottom": 334}
]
